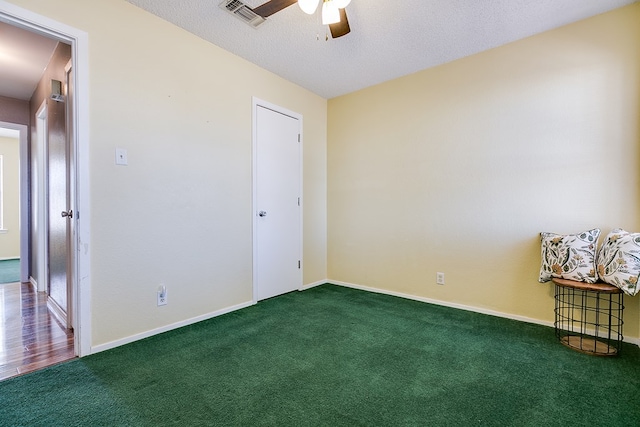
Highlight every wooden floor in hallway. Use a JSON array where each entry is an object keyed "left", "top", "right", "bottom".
[{"left": 0, "top": 282, "right": 75, "bottom": 381}]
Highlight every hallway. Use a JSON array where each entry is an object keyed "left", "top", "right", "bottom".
[{"left": 0, "top": 281, "right": 74, "bottom": 381}]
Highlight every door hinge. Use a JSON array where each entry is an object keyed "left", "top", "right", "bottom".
[
  {"left": 298, "top": 260, "right": 301, "bottom": 269},
  {"left": 297, "top": 197, "right": 300, "bottom": 206},
  {"left": 298, "top": 134, "right": 300, "bottom": 143}
]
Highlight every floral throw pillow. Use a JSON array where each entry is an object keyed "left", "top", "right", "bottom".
[
  {"left": 539, "top": 229, "right": 600, "bottom": 284},
  {"left": 596, "top": 229, "right": 640, "bottom": 296}
]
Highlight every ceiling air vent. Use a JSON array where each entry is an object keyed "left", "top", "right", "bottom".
[{"left": 220, "top": 0, "right": 266, "bottom": 28}]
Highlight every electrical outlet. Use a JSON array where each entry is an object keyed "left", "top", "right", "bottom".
[
  {"left": 157, "top": 285, "right": 167, "bottom": 306},
  {"left": 436, "top": 272, "right": 445, "bottom": 285}
]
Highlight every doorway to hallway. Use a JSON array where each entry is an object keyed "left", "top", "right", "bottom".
[{"left": 0, "top": 0, "right": 92, "bottom": 363}]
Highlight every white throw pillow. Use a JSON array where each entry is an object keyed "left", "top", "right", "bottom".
[
  {"left": 596, "top": 228, "right": 640, "bottom": 296},
  {"left": 539, "top": 229, "right": 600, "bottom": 284}
]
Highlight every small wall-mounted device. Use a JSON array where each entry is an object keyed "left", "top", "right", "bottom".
[
  {"left": 51, "top": 79, "right": 65, "bottom": 102},
  {"left": 115, "top": 148, "right": 128, "bottom": 166}
]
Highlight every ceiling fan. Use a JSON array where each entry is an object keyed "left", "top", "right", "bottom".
[{"left": 222, "top": 0, "right": 352, "bottom": 39}]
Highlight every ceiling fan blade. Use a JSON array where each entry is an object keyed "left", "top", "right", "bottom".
[
  {"left": 252, "top": 0, "right": 298, "bottom": 18},
  {"left": 329, "top": 8, "right": 351, "bottom": 38}
]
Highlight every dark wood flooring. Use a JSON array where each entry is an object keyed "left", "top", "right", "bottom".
[{"left": 0, "top": 282, "right": 75, "bottom": 381}]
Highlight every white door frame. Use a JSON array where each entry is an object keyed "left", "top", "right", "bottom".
[
  {"left": 0, "top": 121, "right": 28, "bottom": 283},
  {"left": 252, "top": 97, "right": 303, "bottom": 303},
  {"left": 35, "top": 101, "right": 48, "bottom": 293},
  {"left": 0, "top": 1, "right": 91, "bottom": 357}
]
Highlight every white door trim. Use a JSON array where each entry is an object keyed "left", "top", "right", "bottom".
[
  {"left": 0, "top": 1, "right": 91, "bottom": 357},
  {"left": 0, "top": 121, "right": 28, "bottom": 283},
  {"left": 35, "top": 101, "right": 48, "bottom": 294},
  {"left": 252, "top": 97, "right": 303, "bottom": 303}
]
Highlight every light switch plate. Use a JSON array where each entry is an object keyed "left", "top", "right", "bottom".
[{"left": 115, "top": 148, "right": 128, "bottom": 165}]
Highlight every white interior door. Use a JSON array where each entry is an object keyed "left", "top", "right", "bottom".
[
  {"left": 64, "top": 60, "right": 75, "bottom": 329},
  {"left": 48, "top": 86, "right": 70, "bottom": 325},
  {"left": 254, "top": 102, "right": 302, "bottom": 301}
]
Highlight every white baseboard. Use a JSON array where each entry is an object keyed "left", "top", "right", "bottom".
[
  {"left": 89, "top": 281, "right": 640, "bottom": 354},
  {"left": 47, "top": 296, "right": 69, "bottom": 329},
  {"left": 624, "top": 337, "right": 639, "bottom": 347},
  {"left": 0, "top": 257, "right": 19, "bottom": 261},
  {"left": 300, "top": 280, "right": 326, "bottom": 291},
  {"left": 90, "top": 300, "right": 256, "bottom": 354},
  {"left": 29, "top": 276, "right": 37, "bottom": 289},
  {"left": 325, "top": 280, "right": 640, "bottom": 347}
]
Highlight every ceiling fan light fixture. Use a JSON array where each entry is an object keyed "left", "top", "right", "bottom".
[
  {"left": 322, "top": 0, "right": 340, "bottom": 25},
  {"left": 333, "top": 0, "right": 351, "bottom": 9},
  {"left": 298, "top": 0, "right": 319, "bottom": 14}
]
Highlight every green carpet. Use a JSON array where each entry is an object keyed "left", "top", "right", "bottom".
[
  {"left": 1, "top": 284, "right": 639, "bottom": 426},
  {"left": 0, "top": 258, "right": 20, "bottom": 284}
]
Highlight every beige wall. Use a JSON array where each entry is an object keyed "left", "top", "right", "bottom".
[
  {"left": 328, "top": 5, "right": 640, "bottom": 339},
  {"left": 0, "top": 135, "right": 20, "bottom": 258},
  {"left": 6, "top": 0, "right": 327, "bottom": 347}
]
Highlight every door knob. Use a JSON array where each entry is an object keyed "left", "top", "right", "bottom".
[
  {"left": 258, "top": 211, "right": 267, "bottom": 217},
  {"left": 61, "top": 210, "right": 73, "bottom": 218}
]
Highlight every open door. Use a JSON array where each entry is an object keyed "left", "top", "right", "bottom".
[{"left": 45, "top": 55, "right": 73, "bottom": 329}]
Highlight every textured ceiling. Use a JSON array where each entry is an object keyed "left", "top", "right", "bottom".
[
  {"left": 0, "top": 1, "right": 636, "bottom": 101},
  {"left": 126, "top": 0, "right": 637, "bottom": 99},
  {"left": 0, "top": 20, "right": 58, "bottom": 100}
]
